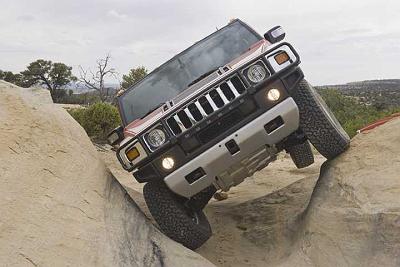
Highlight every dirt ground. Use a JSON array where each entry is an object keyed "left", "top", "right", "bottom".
[{"left": 98, "top": 145, "right": 325, "bottom": 266}]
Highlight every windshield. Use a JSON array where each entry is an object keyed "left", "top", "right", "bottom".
[{"left": 119, "top": 21, "right": 262, "bottom": 125}]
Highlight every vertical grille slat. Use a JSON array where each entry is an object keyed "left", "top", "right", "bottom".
[
  {"left": 199, "top": 96, "right": 214, "bottom": 115},
  {"left": 194, "top": 101, "right": 208, "bottom": 117},
  {"left": 230, "top": 76, "right": 246, "bottom": 94},
  {"left": 217, "top": 86, "right": 231, "bottom": 103},
  {"left": 226, "top": 80, "right": 241, "bottom": 97},
  {"left": 177, "top": 110, "right": 193, "bottom": 129},
  {"left": 205, "top": 94, "right": 218, "bottom": 111},
  {"left": 220, "top": 82, "right": 235, "bottom": 101},
  {"left": 173, "top": 114, "right": 187, "bottom": 132},
  {"left": 167, "top": 116, "right": 182, "bottom": 135},
  {"left": 166, "top": 75, "right": 248, "bottom": 136},
  {"left": 184, "top": 108, "right": 197, "bottom": 124},
  {"left": 209, "top": 89, "right": 225, "bottom": 108},
  {"left": 188, "top": 103, "right": 203, "bottom": 121}
]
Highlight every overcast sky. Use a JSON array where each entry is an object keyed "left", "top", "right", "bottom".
[{"left": 1, "top": 0, "right": 399, "bottom": 85}]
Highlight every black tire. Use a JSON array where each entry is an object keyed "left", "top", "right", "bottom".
[
  {"left": 189, "top": 185, "right": 217, "bottom": 211},
  {"left": 287, "top": 140, "right": 314, "bottom": 168},
  {"left": 143, "top": 180, "right": 212, "bottom": 250},
  {"left": 292, "top": 80, "right": 350, "bottom": 159}
]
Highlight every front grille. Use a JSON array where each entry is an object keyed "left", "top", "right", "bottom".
[
  {"left": 166, "top": 75, "right": 246, "bottom": 135},
  {"left": 197, "top": 99, "right": 257, "bottom": 144},
  {"left": 198, "top": 109, "right": 243, "bottom": 144}
]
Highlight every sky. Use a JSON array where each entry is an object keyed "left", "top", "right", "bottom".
[{"left": 0, "top": 0, "right": 399, "bottom": 85}]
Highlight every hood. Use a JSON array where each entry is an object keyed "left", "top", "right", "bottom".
[{"left": 124, "top": 39, "right": 271, "bottom": 137}]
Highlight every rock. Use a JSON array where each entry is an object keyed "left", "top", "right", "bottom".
[
  {"left": 0, "top": 81, "right": 213, "bottom": 267},
  {"left": 228, "top": 175, "right": 318, "bottom": 261},
  {"left": 214, "top": 192, "right": 229, "bottom": 201},
  {"left": 198, "top": 160, "right": 323, "bottom": 266},
  {"left": 286, "top": 117, "right": 400, "bottom": 267},
  {"left": 199, "top": 117, "right": 400, "bottom": 266}
]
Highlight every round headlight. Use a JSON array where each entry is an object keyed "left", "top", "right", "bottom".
[
  {"left": 247, "top": 64, "right": 267, "bottom": 83},
  {"left": 146, "top": 129, "right": 166, "bottom": 148},
  {"left": 267, "top": 89, "right": 281, "bottom": 101}
]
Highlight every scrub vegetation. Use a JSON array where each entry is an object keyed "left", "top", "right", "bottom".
[
  {"left": 318, "top": 88, "right": 400, "bottom": 137},
  {"left": 68, "top": 102, "right": 121, "bottom": 143}
]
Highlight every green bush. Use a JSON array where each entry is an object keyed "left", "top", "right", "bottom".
[
  {"left": 318, "top": 89, "right": 400, "bottom": 138},
  {"left": 69, "top": 102, "right": 121, "bottom": 143}
]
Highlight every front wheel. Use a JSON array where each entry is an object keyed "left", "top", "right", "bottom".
[
  {"left": 292, "top": 80, "right": 350, "bottom": 159},
  {"left": 143, "top": 180, "right": 212, "bottom": 250}
]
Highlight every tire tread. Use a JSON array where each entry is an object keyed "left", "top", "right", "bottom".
[
  {"left": 287, "top": 141, "right": 314, "bottom": 168},
  {"left": 143, "top": 181, "right": 211, "bottom": 250},
  {"left": 292, "top": 80, "right": 350, "bottom": 159}
]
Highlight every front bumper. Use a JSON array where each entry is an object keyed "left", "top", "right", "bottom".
[{"left": 164, "top": 97, "right": 299, "bottom": 198}]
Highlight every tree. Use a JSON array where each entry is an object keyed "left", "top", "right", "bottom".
[
  {"left": 79, "top": 54, "right": 117, "bottom": 102},
  {"left": 20, "top": 59, "right": 76, "bottom": 101},
  {"left": 0, "top": 70, "right": 23, "bottom": 86},
  {"left": 121, "top": 66, "right": 148, "bottom": 89}
]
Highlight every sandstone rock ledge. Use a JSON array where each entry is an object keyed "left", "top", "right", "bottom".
[
  {"left": 2, "top": 80, "right": 399, "bottom": 267},
  {"left": 199, "top": 117, "right": 400, "bottom": 267},
  {"left": 286, "top": 117, "right": 400, "bottom": 267},
  {"left": 0, "top": 81, "right": 213, "bottom": 267}
]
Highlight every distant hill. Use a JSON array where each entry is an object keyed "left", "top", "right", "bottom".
[
  {"left": 66, "top": 82, "right": 120, "bottom": 94},
  {"left": 316, "top": 79, "right": 400, "bottom": 109}
]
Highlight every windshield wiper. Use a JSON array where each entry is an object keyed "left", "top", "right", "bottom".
[
  {"left": 141, "top": 102, "right": 165, "bottom": 119},
  {"left": 187, "top": 67, "right": 220, "bottom": 87}
]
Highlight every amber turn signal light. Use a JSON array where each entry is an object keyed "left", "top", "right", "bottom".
[
  {"left": 126, "top": 147, "right": 140, "bottom": 161},
  {"left": 274, "top": 51, "right": 290, "bottom": 65}
]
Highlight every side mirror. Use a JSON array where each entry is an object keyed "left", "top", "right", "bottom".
[
  {"left": 264, "top": 26, "right": 285, "bottom": 44},
  {"left": 107, "top": 126, "right": 124, "bottom": 146}
]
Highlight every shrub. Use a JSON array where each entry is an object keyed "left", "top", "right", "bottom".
[
  {"left": 69, "top": 102, "right": 121, "bottom": 143},
  {"left": 318, "top": 89, "right": 399, "bottom": 138}
]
